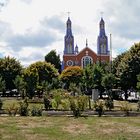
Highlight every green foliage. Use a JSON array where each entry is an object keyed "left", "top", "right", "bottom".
[
  {"left": 19, "top": 98, "right": 29, "bottom": 116},
  {"left": 115, "top": 43, "right": 140, "bottom": 91},
  {"left": 112, "top": 52, "right": 127, "bottom": 75},
  {"left": 102, "top": 73, "right": 116, "bottom": 90},
  {"left": 45, "top": 50, "right": 61, "bottom": 72},
  {"left": 60, "top": 66, "right": 83, "bottom": 89},
  {"left": 43, "top": 94, "right": 51, "bottom": 110},
  {"left": 120, "top": 101, "right": 131, "bottom": 116},
  {"left": 60, "top": 99, "right": 70, "bottom": 110},
  {"left": 0, "top": 56, "right": 22, "bottom": 90},
  {"left": 137, "top": 100, "right": 140, "bottom": 111},
  {"left": 94, "top": 100, "right": 104, "bottom": 117},
  {"left": 31, "top": 106, "right": 42, "bottom": 116},
  {"left": 27, "top": 61, "right": 58, "bottom": 84},
  {"left": 24, "top": 68, "right": 38, "bottom": 98},
  {"left": 69, "top": 83, "right": 81, "bottom": 95},
  {"left": 68, "top": 95, "right": 88, "bottom": 118},
  {"left": 24, "top": 61, "right": 59, "bottom": 98},
  {"left": 6, "top": 103, "right": 18, "bottom": 116},
  {"left": 14, "top": 75, "right": 26, "bottom": 98},
  {"left": 105, "top": 98, "right": 114, "bottom": 110},
  {"left": 137, "top": 74, "right": 140, "bottom": 91},
  {"left": 82, "top": 64, "right": 104, "bottom": 96},
  {"left": 69, "top": 96, "right": 81, "bottom": 118},
  {"left": 0, "top": 76, "right": 6, "bottom": 93},
  {"left": 0, "top": 98, "right": 3, "bottom": 110},
  {"left": 52, "top": 90, "right": 62, "bottom": 110},
  {"left": 77, "top": 95, "right": 88, "bottom": 111}
]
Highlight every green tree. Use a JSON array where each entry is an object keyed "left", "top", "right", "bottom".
[
  {"left": 24, "top": 61, "right": 59, "bottom": 98},
  {"left": 45, "top": 50, "right": 61, "bottom": 72},
  {"left": 0, "top": 56, "right": 22, "bottom": 90},
  {"left": 0, "top": 76, "right": 6, "bottom": 94},
  {"left": 137, "top": 74, "right": 140, "bottom": 91},
  {"left": 102, "top": 73, "right": 116, "bottom": 98},
  {"left": 14, "top": 75, "right": 26, "bottom": 99},
  {"left": 112, "top": 52, "right": 127, "bottom": 75},
  {"left": 116, "top": 43, "right": 140, "bottom": 99},
  {"left": 24, "top": 68, "right": 38, "bottom": 99},
  {"left": 82, "top": 64, "right": 104, "bottom": 97},
  {"left": 60, "top": 66, "right": 83, "bottom": 89}
]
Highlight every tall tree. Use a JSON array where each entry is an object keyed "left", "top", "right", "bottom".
[
  {"left": 0, "top": 56, "right": 23, "bottom": 90},
  {"left": 24, "top": 61, "right": 59, "bottom": 98},
  {"left": 117, "top": 43, "right": 140, "bottom": 89},
  {"left": 113, "top": 43, "right": 140, "bottom": 99},
  {"left": 14, "top": 75, "right": 26, "bottom": 99},
  {"left": 0, "top": 76, "right": 6, "bottom": 94},
  {"left": 137, "top": 74, "right": 140, "bottom": 92},
  {"left": 45, "top": 50, "right": 61, "bottom": 72},
  {"left": 101, "top": 73, "right": 116, "bottom": 98},
  {"left": 82, "top": 64, "right": 104, "bottom": 96}
]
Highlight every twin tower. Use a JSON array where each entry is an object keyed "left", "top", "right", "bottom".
[{"left": 62, "top": 16, "right": 110, "bottom": 70}]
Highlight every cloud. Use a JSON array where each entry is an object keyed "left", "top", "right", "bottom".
[
  {"left": 41, "top": 15, "right": 65, "bottom": 33},
  {"left": 21, "top": 0, "right": 32, "bottom": 4},
  {"left": 0, "top": 20, "right": 12, "bottom": 40},
  {"left": 6, "top": 29, "right": 59, "bottom": 49},
  {"left": 41, "top": 15, "right": 84, "bottom": 35},
  {"left": 102, "top": 0, "right": 140, "bottom": 40}
]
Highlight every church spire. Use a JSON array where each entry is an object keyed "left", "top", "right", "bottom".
[
  {"left": 64, "top": 14, "right": 74, "bottom": 54},
  {"left": 97, "top": 15, "right": 109, "bottom": 55}
]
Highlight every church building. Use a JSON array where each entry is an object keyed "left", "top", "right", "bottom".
[{"left": 61, "top": 16, "right": 110, "bottom": 70}]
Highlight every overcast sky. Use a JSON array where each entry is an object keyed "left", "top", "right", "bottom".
[{"left": 0, "top": 0, "right": 139, "bottom": 66}]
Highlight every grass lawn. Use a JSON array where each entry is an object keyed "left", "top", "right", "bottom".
[{"left": 0, "top": 116, "right": 140, "bottom": 140}]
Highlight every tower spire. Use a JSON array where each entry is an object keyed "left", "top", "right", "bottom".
[
  {"left": 64, "top": 14, "right": 74, "bottom": 54},
  {"left": 97, "top": 15, "right": 109, "bottom": 55}
]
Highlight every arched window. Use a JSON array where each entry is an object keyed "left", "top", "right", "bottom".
[
  {"left": 67, "top": 44, "right": 72, "bottom": 54},
  {"left": 82, "top": 56, "right": 93, "bottom": 68},
  {"left": 101, "top": 44, "right": 106, "bottom": 54}
]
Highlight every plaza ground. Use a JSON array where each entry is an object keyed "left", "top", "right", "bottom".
[{"left": 0, "top": 116, "right": 140, "bottom": 140}]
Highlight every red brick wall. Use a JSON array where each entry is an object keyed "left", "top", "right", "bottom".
[{"left": 63, "top": 47, "right": 110, "bottom": 69}]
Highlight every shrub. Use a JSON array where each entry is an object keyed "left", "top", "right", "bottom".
[
  {"left": 137, "top": 100, "right": 140, "bottom": 111},
  {"left": 94, "top": 100, "right": 104, "bottom": 117},
  {"left": 105, "top": 98, "right": 114, "bottom": 110},
  {"left": 43, "top": 94, "right": 51, "bottom": 110},
  {"left": 19, "top": 98, "right": 29, "bottom": 116},
  {"left": 0, "top": 98, "right": 3, "bottom": 110},
  {"left": 6, "top": 103, "right": 18, "bottom": 116},
  {"left": 61, "top": 99, "right": 70, "bottom": 110},
  {"left": 69, "top": 97, "right": 81, "bottom": 118},
  {"left": 120, "top": 101, "right": 131, "bottom": 116},
  {"left": 51, "top": 99, "right": 57, "bottom": 110},
  {"left": 31, "top": 106, "right": 42, "bottom": 116},
  {"left": 77, "top": 95, "right": 88, "bottom": 111},
  {"left": 68, "top": 95, "right": 88, "bottom": 118}
]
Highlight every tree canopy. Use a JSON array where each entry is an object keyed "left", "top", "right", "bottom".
[
  {"left": 0, "top": 56, "right": 23, "bottom": 90},
  {"left": 115, "top": 43, "right": 140, "bottom": 91},
  {"left": 60, "top": 66, "right": 83, "bottom": 88},
  {"left": 45, "top": 50, "right": 61, "bottom": 72},
  {"left": 23, "top": 61, "right": 59, "bottom": 98}
]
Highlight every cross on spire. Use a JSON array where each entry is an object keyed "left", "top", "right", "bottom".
[
  {"left": 67, "top": 11, "right": 70, "bottom": 18},
  {"left": 100, "top": 11, "right": 104, "bottom": 18},
  {"left": 86, "top": 39, "right": 88, "bottom": 47}
]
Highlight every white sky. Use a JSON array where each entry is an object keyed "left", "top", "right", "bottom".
[{"left": 0, "top": 0, "right": 139, "bottom": 66}]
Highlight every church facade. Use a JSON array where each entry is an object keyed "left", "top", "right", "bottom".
[{"left": 61, "top": 16, "right": 110, "bottom": 70}]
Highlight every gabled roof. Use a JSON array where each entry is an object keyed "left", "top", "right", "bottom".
[{"left": 76, "top": 46, "right": 97, "bottom": 56}]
